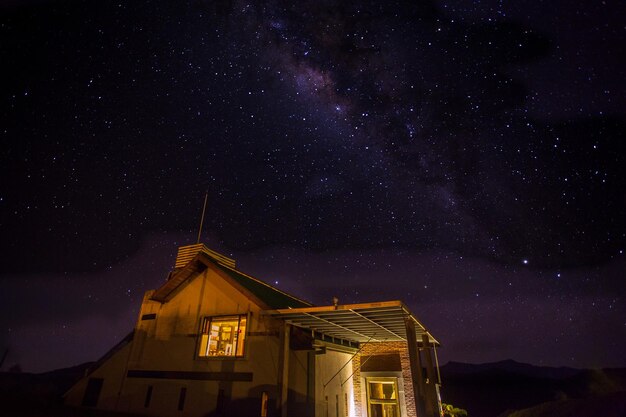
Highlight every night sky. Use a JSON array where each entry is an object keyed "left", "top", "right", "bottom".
[{"left": 1, "top": 0, "right": 624, "bottom": 373}]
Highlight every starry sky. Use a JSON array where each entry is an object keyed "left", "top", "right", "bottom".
[{"left": 1, "top": 0, "right": 624, "bottom": 373}]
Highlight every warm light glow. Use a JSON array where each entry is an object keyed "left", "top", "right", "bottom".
[
  {"left": 348, "top": 387, "right": 357, "bottom": 417},
  {"left": 366, "top": 378, "right": 399, "bottom": 417},
  {"left": 199, "top": 315, "right": 247, "bottom": 357}
]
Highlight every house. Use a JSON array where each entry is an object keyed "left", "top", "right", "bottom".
[{"left": 65, "top": 243, "right": 442, "bottom": 417}]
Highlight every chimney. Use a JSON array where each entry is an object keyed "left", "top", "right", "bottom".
[{"left": 174, "top": 244, "right": 236, "bottom": 270}]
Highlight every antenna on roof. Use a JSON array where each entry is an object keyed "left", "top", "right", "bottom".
[{"left": 196, "top": 191, "right": 208, "bottom": 244}]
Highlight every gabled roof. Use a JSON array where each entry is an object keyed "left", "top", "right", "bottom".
[{"left": 150, "top": 245, "right": 311, "bottom": 309}]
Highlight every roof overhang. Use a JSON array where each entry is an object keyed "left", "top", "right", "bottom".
[{"left": 263, "top": 300, "right": 439, "bottom": 346}]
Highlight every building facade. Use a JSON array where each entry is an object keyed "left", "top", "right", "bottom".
[{"left": 65, "top": 244, "right": 442, "bottom": 417}]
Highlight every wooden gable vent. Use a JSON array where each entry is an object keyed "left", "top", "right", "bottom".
[{"left": 174, "top": 244, "right": 236, "bottom": 270}]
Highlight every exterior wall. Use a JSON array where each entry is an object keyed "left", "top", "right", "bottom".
[
  {"left": 315, "top": 347, "right": 355, "bottom": 417},
  {"left": 287, "top": 349, "right": 314, "bottom": 417},
  {"left": 66, "top": 266, "right": 309, "bottom": 417},
  {"left": 64, "top": 340, "right": 133, "bottom": 409},
  {"left": 352, "top": 341, "right": 417, "bottom": 417}
]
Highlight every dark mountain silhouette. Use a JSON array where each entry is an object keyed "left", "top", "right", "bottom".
[
  {"left": 440, "top": 360, "right": 626, "bottom": 417},
  {"left": 442, "top": 359, "right": 581, "bottom": 379},
  {"left": 495, "top": 390, "right": 626, "bottom": 417},
  {"left": 0, "top": 362, "right": 93, "bottom": 417}
]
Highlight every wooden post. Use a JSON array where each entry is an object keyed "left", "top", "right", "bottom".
[
  {"left": 277, "top": 323, "right": 290, "bottom": 417},
  {"left": 307, "top": 351, "right": 315, "bottom": 416},
  {"left": 422, "top": 334, "right": 438, "bottom": 417},
  {"left": 405, "top": 318, "right": 426, "bottom": 417},
  {"left": 261, "top": 391, "right": 268, "bottom": 417}
]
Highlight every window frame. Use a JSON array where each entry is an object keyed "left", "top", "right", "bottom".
[
  {"left": 366, "top": 377, "right": 400, "bottom": 417},
  {"left": 197, "top": 314, "right": 249, "bottom": 359}
]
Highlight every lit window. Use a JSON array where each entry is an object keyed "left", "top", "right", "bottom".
[
  {"left": 199, "top": 315, "right": 247, "bottom": 357},
  {"left": 367, "top": 378, "right": 399, "bottom": 417}
]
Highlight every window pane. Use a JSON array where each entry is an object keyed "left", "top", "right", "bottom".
[
  {"left": 369, "top": 402, "right": 399, "bottom": 417},
  {"left": 382, "top": 404, "right": 399, "bottom": 417},
  {"left": 199, "top": 315, "right": 247, "bottom": 357},
  {"left": 369, "top": 403, "right": 384, "bottom": 417},
  {"left": 368, "top": 382, "right": 397, "bottom": 400},
  {"left": 209, "top": 317, "right": 237, "bottom": 356}
]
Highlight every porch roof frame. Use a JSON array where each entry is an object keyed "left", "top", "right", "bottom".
[{"left": 263, "top": 300, "right": 439, "bottom": 345}]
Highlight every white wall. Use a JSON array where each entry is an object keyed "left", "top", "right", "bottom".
[{"left": 315, "top": 347, "right": 355, "bottom": 417}]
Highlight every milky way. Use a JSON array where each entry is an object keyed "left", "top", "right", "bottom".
[{"left": 0, "top": 0, "right": 624, "bottom": 372}]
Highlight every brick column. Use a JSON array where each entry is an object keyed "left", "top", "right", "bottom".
[{"left": 351, "top": 341, "right": 419, "bottom": 417}]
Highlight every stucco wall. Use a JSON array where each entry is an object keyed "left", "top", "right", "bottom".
[
  {"left": 315, "top": 348, "right": 355, "bottom": 417},
  {"left": 64, "top": 340, "right": 132, "bottom": 409}
]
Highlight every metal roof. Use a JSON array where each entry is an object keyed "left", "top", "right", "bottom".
[
  {"left": 263, "top": 300, "right": 438, "bottom": 345},
  {"left": 151, "top": 247, "right": 311, "bottom": 309}
]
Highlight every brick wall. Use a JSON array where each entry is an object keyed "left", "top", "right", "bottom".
[{"left": 351, "top": 341, "right": 417, "bottom": 417}]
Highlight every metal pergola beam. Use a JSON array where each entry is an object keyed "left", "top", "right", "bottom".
[
  {"left": 349, "top": 309, "right": 407, "bottom": 341},
  {"left": 262, "top": 300, "right": 439, "bottom": 345}
]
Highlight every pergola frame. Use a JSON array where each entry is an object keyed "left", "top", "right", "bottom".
[{"left": 263, "top": 300, "right": 438, "bottom": 345}]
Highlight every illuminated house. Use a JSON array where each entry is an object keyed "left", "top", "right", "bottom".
[{"left": 65, "top": 244, "right": 442, "bottom": 417}]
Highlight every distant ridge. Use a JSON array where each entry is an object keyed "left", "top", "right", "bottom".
[
  {"left": 39, "top": 361, "right": 94, "bottom": 378},
  {"left": 0, "top": 361, "right": 94, "bottom": 416},
  {"left": 441, "top": 359, "right": 582, "bottom": 380},
  {"left": 495, "top": 390, "right": 626, "bottom": 417},
  {"left": 439, "top": 359, "right": 626, "bottom": 417}
]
